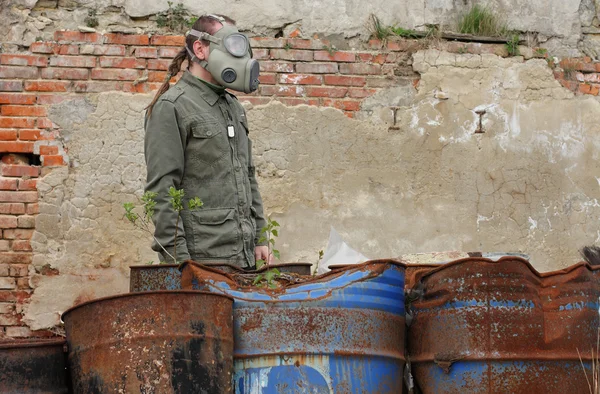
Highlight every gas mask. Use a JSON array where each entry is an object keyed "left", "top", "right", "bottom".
[{"left": 186, "top": 23, "right": 260, "bottom": 93}]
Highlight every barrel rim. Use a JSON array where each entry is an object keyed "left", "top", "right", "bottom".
[
  {"left": 419, "top": 257, "right": 600, "bottom": 282},
  {"left": 129, "top": 263, "right": 179, "bottom": 269},
  {"left": 61, "top": 290, "right": 234, "bottom": 321},
  {"left": 0, "top": 337, "right": 66, "bottom": 350}
]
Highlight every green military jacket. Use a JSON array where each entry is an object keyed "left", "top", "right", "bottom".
[{"left": 144, "top": 71, "right": 267, "bottom": 268}]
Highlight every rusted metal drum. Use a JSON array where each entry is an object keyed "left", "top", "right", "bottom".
[
  {"left": 62, "top": 291, "right": 234, "bottom": 393},
  {"left": 180, "top": 259, "right": 406, "bottom": 393},
  {"left": 130, "top": 262, "right": 246, "bottom": 292},
  {"left": 256, "top": 262, "right": 312, "bottom": 275},
  {"left": 408, "top": 257, "right": 598, "bottom": 393},
  {"left": 0, "top": 338, "right": 69, "bottom": 393}
]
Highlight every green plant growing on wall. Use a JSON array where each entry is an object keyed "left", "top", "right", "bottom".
[
  {"left": 156, "top": 1, "right": 190, "bottom": 33},
  {"left": 123, "top": 188, "right": 203, "bottom": 264},
  {"left": 313, "top": 249, "right": 324, "bottom": 276},
  {"left": 369, "top": 14, "right": 392, "bottom": 40},
  {"left": 84, "top": 9, "right": 99, "bottom": 28},
  {"left": 457, "top": 5, "right": 507, "bottom": 37},
  {"left": 505, "top": 34, "right": 520, "bottom": 56},
  {"left": 283, "top": 42, "right": 292, "bottom": 51},
  {"left": 253, "top": 217, "right": 281, "bottom": 288},
  {"left": 535, "top": 48, "right": 548, "bottom": 57},
  {"left": 323, "top": 44, "right": 337, "bottom": 56},
  {"left": 390, "top": 26, "right": 420, "bottom": 39}
]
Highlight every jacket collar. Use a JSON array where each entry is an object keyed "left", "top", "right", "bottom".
[{"left": 181, "top": 71, "right": 220, "bottom": 106}]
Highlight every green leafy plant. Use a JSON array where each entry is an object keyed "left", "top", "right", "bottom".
[
  {"left": 369, "top": 14, "right": 392, "bottom": 40},
  {"left": 505, "top": 34, "right": 520, "bottom": 56},
  {"left": 390, "top": 26, "right": 420, "bottom": 39},
  {"left": 535, "top": 48, "right": 548, "bottom": 57},
  {"left": 123, "top": 188, "right": 203, "bottom": 264},
  {"left": 283, "top": 42, "right": 292, "bottom": 51},
  {"left": 458, "top": 45, "right": 468, "bottom": 54},
  {"left": 84, "top": 9, "right": 99, "bottom": 28},
  {"left": 253, "top": 217, "right": 281, "bottom": 288},
  {"left": 156, "top": 1, "right": 190, "bottom": 33},
  {"left": 457, "top": 5, "right": 507, "bottom": 37}
]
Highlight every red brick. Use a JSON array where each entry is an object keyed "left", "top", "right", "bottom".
[
  {"left": 1, "top": 106, "right": 47, "bottom": 117},
  {"left": 277, "top": 97, "right": 320, "bottom": 106},
  {"left": 11, "top": 240, "right": 31, "bottom": 252},
  {"left": 99, "top": 57, "right": 146, "bottom": 69},
  {"left": 368, "top": 39, "right": 383, "bottom": 49},
  {"left": 30, "top": 42, "right": 57, "bottom": 54},
  {"left": 18, "top": 179, "right": 37, "bottom": 191},
  {"left": 38, "top": 145, "right": 58, "bottom": 155},
  {"left": 323, "top": 99, "right": 361, "bottom": 111},
  {"left": 16, "top": 277, "right": 31, "bottom": 289},
  {"left": 0, "top": 264, "right": 8, "bottom": 276},
  {"left": 25, "top": 203, "right": 38, "bottom": 215},
  {"left": 2, "top": 229, "right": 34, "bottom": 240},
  {"left": 323, "top": 75, "right": 366, "bottom": 87},
  {"left": 0, "top": 166, "right": 39, "bottom": 178},
  {"left": 91, "top": 68, "right": 142, "bottom": 81},
  {"left": 0, "top": 81, "right": 23, "bottom": 92},
  {"left": 314, "top": 51, "right": 356, "bottom": 62},
  {"left": 579, "top": 83, "right": 600, "bottom": 95},
  {"left": 0, "top": 66, "right": 38, "bottom": 79},
  {"left": 56, "top": 45, "right": 80, "bottom": 55},
  {"left": 42, "top": 155, "right": 64, "bottom": 166},
  {"left": 158, "top": 47, "right": 183, "bottom": 58},
  {"left": 0, "top": 130, "right": 17, "bottom": 140},
  {"left": 296, "top": 63, "right": 338, "bottom": 74},
  {"left": 148, "top": 71, "right": 172, "bottom": 82},
  {"left": 0, "top": 141, "right": 33, "bottom": 153},
  {"left": 270, "top": 49, "right": 313, "bottom": 62},
  {"left": 37, "top": 95, "right": 70, "bottom": 105},
  {"left": 147, "top": 59, "right": 171, "bottom": 71},
  {"left": 18, "top": 129, "right": 42, "bottom": 141},
  {"left": 1, "top": 154, "right": 29, "bottom": 165},
  {"left": 54, "top": 31, "right": 102, "bottom": 44},
  {"left": 366, "top": 77, "right": 399, "bottom": 88},
  {"left": 339, "top": 63, "right": 381, "bottom": 75},
  {"left": 0, "top": 204, "right": 25, "bottom": 215},
  {"left": 286, "top": 39, "right": 312, "bottom": 49},
  {"left": 150, "top": 35, "right": 185, "bottom": 46},
  {"left": 24, "top": 81, "right": 70, "bottom": 92},
  {"left": 0, "top": 95, "right": 36, "bottom": 105},
  {"left": 305, "top": 86, "right": 348, "bottom": 98},
  {"left": 49, "top": 56, "right": 96, "bottom": 68},
  {"left": 583, "top": 73, "right": 600, "bottom": 83},
  {"left": 0, "top": 178, "right": 17, "bottom": 190},
  {"left": 0, "top": 54, "right": 48, "bottom": 67},
  {"left": 249, "top": 37, "right": 285, "bottom": 49},
  {"left": 357, "top": 52, "right": 374, "bottom": 62},
  {"left": 105, "top": 33, "right": 150, "bottom": 46},
  {"left": 134, "top": 47, "right": 158, "bottom": 58},
  {"left": 72, "top": 81, "right": 123, "bottom": 93},
  {"left": 258, "top": 73, "right": 277, "bottom": 85},
  {"left": 5, "top": 326, "right": 33, "bottom": 337},
  {"left": 260, "top": 61, "right": 295, "bottom": 73},
  {"left": 17, "top": 215, "right": 34, "bottom": 228},
  {"left": 0, "top": 118, "right": 35, "bottom": 129},
  {"left": 40, "top": 68, "right": 89, "bottom": 80},
  {"left": 36, "top": 118, "right": 54, "bottom": 129},
  {"left": 260, "top": 85, "right": 306, "bottom": 97},
  {"left": 348, "top": 87, "right": 378, "bottom": 98},
  {"left": 9, "top": 264, "right": 28, "bottom": 277},
  {"left": 80, "top": 45, "right": 127, "bottom": 56},
  {"left": 279, "top": 74, "right": 323, "bottom": 85},
  {"left": 372, "top": 54, "right": 387, "bottom": 64},
  {"left": 252, "top": 49, "right": 270, "bottom": 60},
  {"left": 0, "top": 252, "right": 31, "bottom": 264},
  {"left": 0, "top": 216, "right": 17, "bottom": 229},
  {"left": 0, "top": 312, "right": 18, "bottom": 322}
]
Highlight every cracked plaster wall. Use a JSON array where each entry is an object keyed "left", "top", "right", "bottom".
[
  {"left": 2, "top": 0, "right": 600, "bottom": 57},
  {"left": 24, "top": 50, "right": 600, "bottom": 329}
]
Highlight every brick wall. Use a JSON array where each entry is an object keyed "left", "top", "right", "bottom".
[{"left": 0, "top": 30, "right": 599, "bottom": 336}]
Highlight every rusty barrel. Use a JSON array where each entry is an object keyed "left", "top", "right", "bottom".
[
  {"left": 129, "top": 262, "right": 247, "bottom": 292},
  {"left": 0, "top": 338, "right": 69, "bottom": 393},
  {"left": 408, "top": 257, "right": 598, "bottom": 393},
  {"left": 62, "top": 291, "right": 234, "bottom": 393},
  {"left": 180, "top": 259, "right": 406, "bottom": 393}
]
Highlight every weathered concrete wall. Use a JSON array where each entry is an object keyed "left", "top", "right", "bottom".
[
  {"left": 2, "top": 0, "right": 600, "bottom": 57},
  {"left": 21, "top": 52, "right": 600, "bottom": 329}
]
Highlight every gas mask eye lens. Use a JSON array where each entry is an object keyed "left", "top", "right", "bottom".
[{"left": 224, "top": 34, "right": 249, "bottom": 57}]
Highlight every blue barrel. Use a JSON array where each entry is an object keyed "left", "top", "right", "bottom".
[
  {"left": 408, "top": 257, "right": 598, "bottom": 393},
  {"left": 180, "top": 259, "right": 406, "bottom": 393}
]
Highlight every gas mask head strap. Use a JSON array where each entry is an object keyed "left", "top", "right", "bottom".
[{"left": 185, "top": 14, "right": 226, "bottom": 67}]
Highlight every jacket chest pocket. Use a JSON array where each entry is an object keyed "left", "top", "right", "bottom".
[{"left": 188, "top": 116, "right": 229, "bottom": 166}]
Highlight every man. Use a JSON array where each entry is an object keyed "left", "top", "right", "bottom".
[{"left": 144, "top": 14, "right": 270, "bottom": 268}]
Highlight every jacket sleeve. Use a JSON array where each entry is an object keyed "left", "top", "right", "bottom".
[
  {"left": 246, "top": 123, "right": 267, "bottom": 246},
  {"left": 144, "top": 99, "right": 191, "bottom": 263}
]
